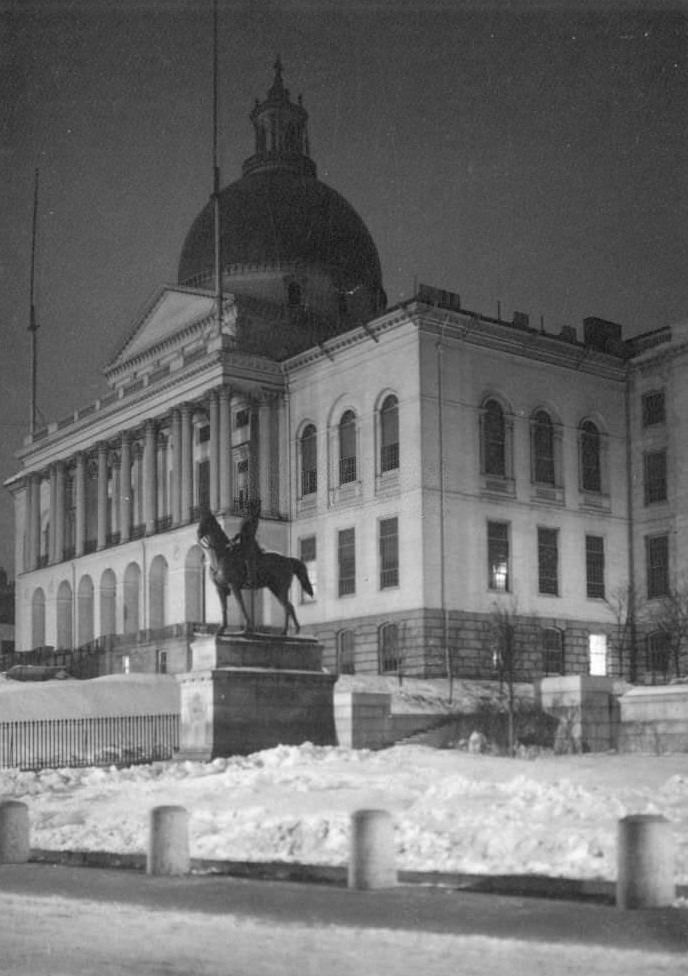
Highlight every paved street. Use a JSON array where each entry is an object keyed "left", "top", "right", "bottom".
[{"left": 0, "top": 864, "right": 686, "bottom": 975}]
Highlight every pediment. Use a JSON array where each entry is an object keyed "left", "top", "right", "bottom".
[{"left": 107, "top": 287, "right": 217, "bottom": 370}]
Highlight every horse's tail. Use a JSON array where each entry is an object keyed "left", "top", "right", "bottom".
[{"left": 291, "top": 558, "right": 313, "bottom": 597}]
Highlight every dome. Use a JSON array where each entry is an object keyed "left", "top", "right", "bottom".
[
  {"left": 177, "top": 60, "right": 386, "bottom": 357},
  {"left": 178, "top": 169, "right": 384, "bottom": 300}
]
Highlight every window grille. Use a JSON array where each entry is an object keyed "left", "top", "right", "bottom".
[
  {"left": 379, "top": 517, "right": 399, "bottom": 588},
  {"left": 337, "top": 630, "right": 355, "bottom": 674},
  {"left": 644, "top": 450, "right": 667, "bottom": 505},
  {"left": 487, "top": 521, "right": 509, "bottom": 591},
  {"left": 585, "top": 535, "right": 605, "bottom": 599},
  {"left": 338, "top": 528, "right": 356, "bottom": 596},
  {"left": 378, "top": 623, "right": 400, "bottom": 673},
  {"left": 542, "top": 628, "right": 564, "bottom": 674},
  {"left": 646, "top": 535, "right": 669, "bottom": 599},
  {"left": 642, "top": 390, "right": 665, "bottom": 427},
  {"left": 537, "top": 528, "right": 559, "bottom": 595},
  {"left": 482, "top": 400, "right": 506, "bottom": 476},
  {"left": 580, "top": 421, "right": 601, "bottom": 492}
]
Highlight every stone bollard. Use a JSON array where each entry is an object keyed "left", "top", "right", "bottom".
[
  {"left": 0, "top": 800, "right": 30, "bottom": 863},
  {"left": 616, "top": 814, "right": 675, "bottom": 909},
  {"left": 348, "top": 809, "right": 397, "bottom": 890},
  {"left": 147, "top": 805, "right": 190, "bottom": 877}
]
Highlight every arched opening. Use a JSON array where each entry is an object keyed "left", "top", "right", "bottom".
[
  {"left": 123, "top": 563, "right": 141, "bottom": 636},
  {"left": 149, "top": 555, "right": 168, "bottom": 631},
  {"left": 56, "top": 580, "right": 73, "bottom": 650},
  {"left": 100, "top": 569, "right": 117, "bottom": 637},
  {"left": 77, "top": 575, "right": 94, "bottom": 646},
  {"left": 338, "top": 410, "right": 357, "bottom": 484},
  {"left": 185, "top": 545, "right": 206, "bottom": 625},
  {"left": 482, "top": 399, "right": 506, "bottom": 476},
  {"left": 580, "top": 420, "right": 601, "bottom": 492},
  {"left": 531, "top": 410, "right": 555, "bottom": 485},
  {"left": 337, "top": 629, "right": 355, "bottom": 674},
  {"left": 31, "top": 588, "right": 46, "bottom": 649},
  {"left": 300, "top": 424, "right": 317, "bottom": 496},
  {"left": 379, "top": 394, "right": 399, "bottom": 473}
]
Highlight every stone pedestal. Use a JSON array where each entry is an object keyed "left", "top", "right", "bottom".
[
  {"left": 619, "top": 684, "right": 688, "bottom": 753},
  {"left": 177, "top": 632, "right": 336, "bottom": 760},
  {"left": 538, "top": 675, "right": 617, "bottom": 753}
]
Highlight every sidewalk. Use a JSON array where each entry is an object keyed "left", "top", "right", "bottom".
[{"left": 1, "top": 861, "right": 686, "bottom": 955}]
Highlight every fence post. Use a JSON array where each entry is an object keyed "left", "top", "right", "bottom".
[
  {"left": 0, "top": 800, "right": 30, "bottom": 863},
  {"left": 348, "top": 809, "right": 397, "bottom": 890},
  {"left": 147, "top": 805, "right": 190, "bottom": 876},
  {"left": 617, "top": 814, "right": 675, "bottom": 909}
]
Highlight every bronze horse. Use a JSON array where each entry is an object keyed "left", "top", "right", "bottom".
[{"left": 197, "top": 510, "right": 313, "bottom": 636}]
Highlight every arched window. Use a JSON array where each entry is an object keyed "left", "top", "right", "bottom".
[
  {"left": 123, "top": 563, "right": 141, "bottom": 636},
  {"left": 580, "top": 420, "right": 601, "bottom": 493},
  {"left": 185, "top": 545, "right": 206, "bottom": 625},
  {"left": 149, "top": 555, "right": 168, "bottom": 632},
  {"left": 77, "top": 575, "right": 94, "bottom": 646},
  {"left": 56, "top": 580, "right": 73, "bottom": 651},
  {"left": 542, "top": 627, "right": 565, "bottom": 675},
  {"left": 378, "top": 622, "right": 400, "bottom": 674},
  {"left": 482, "top": 399, "right": 506, "bottom": 476},
  {"left": 31, "top": 588, "right": 46, "bottom": 650},
  {"left": 300, "top": 424, "right": 317, "bottom": 496},
  {"left": 339, "top": 410, "right": 357, "bottom": 484},
  {"left": 100, "top": 569, "right": 117, "bottom": 637},
  {"left": 337, "top": 630, "right": 355, "bottom": 674},
  {"left": 531, "top": 410, "right": 555, "bottom": 485},
  {"left": 380, "top": 395, "right": 399, "bottom": 473}
]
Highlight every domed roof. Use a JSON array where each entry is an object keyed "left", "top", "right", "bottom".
[{"left": 177, "top": 60, "right": 386, "bottom": 349}]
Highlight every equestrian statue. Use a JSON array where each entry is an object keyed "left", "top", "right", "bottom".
[{"left": 197, "top": 500, "right": 314, "bottom": 636}]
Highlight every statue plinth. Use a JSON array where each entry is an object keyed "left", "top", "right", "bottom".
[{"left": 176, "top": 631, "right": 336, "bottom": 761}]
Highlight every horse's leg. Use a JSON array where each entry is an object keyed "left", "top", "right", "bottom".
[{"left": 233, "top": 588, "right": 253, "bottom": 633}]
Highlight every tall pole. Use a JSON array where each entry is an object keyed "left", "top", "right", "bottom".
[
  {"left": 212, "top": 0, "right": 223, "bottom": 329},
  {"left": 28, "top": 168, "right": 39, "bottom": 435}
]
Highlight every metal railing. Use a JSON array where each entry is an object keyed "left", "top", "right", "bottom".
[{"left": 0, "top": 713, "right": 180, "bottom": 770}]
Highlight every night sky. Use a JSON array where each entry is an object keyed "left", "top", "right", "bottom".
[{"left": 2, "top": 0, "right": 687, "bottom": 576}]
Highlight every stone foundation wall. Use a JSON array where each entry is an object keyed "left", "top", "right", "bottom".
[
  {"left": 619, "top": 684, "right": 688, "bottom": 754},
  {"left": 537, "top": 675, "right": 618, "bottom": 753}
]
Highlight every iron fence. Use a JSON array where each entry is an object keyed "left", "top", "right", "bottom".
[{"left": 0, "top": 713, "right": 179, "bottom": 770}]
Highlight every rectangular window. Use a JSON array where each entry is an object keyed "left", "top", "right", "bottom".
[
  {"left": 588, "top": 634, "right": 607, "bottom": 676},
  {"left": 537, "top": 528, "right": 559, "bottom": 595},
  {"left": 379, "top": 517, "right": 399, "bottom": 588},
  {"left": 647, "top": 632, "right": 670, "bottom": 678},
  {"left": 235, "top": 408, "right": 250, "bottom": 429},
  {"left": 644, "top": 450, "right": 667, "bottom": 505},
  {"left": 196, "top": 459, "right": 210, "bottom": 511},
  {"left": 299, "top": 536, "right": 317, "bottom": 603},
  {"left": 487, "top": 521, "right": 510, "bottom": 591},
  {"left": 542, "top": 628, "right": 564, "bottom": 675},
  {"left": 338, "top": 528, "right": 356, "bottom": 596},
  {"left": 646, "top": 534, "right": 669, "bottom": 599},
  {"left": 642, "top": 390, "right": 665, "bottom": 427},
  {"left": 585, "top": 535, "right": 605, "bottom": 599},
  {"left": 198, "top": 424, "right": 210, "bottom": 444}
]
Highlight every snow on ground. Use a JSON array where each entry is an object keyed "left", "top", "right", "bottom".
[{"left": 1, "top": 743, "right": 687, "bottom": 884}]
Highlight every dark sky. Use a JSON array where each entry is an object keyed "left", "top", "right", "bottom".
[{"left": 2, "top": 0, "right": 687, "bottom": 576}]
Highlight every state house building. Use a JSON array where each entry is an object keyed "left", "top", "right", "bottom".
[{"left": 7, "top": 63, "right": 688, "bottom": 682}]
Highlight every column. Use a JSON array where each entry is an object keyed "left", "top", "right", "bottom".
[
  {"left": 97, "top": 442, "right": 108, "bottom": 549},
  {"left": 218, "top": 387, "right": 232, "bottom": 512},
  {"left": 120, "top": 432, "right": 131, "bottom": 543},
  {"left": 144, "top": 419, "right": 157, "bottom": 534},
  {"left": 258, "top": 397, "right": 272, "bottom": 512},
  {"left": 54, "top": 462, "right": 65, "bottom": 563},
  {"left": 180, "top": 404, "right": 193, "bottom": 524},
  {"left": 171, "top": 409, "right": 182, "bottom": 526},
  {"left": 249, "top": 400, "right": 259, "bottom": 502},
  {"left": 75, "top": 452, "right": 86, "bottom": 557},
  {"left": 28, "top": 474, "right": 40, "bottom": 571},
  {"left": 208, "top": 391, "right": 220, "bottom": 513},
  {"left": 48, "top": 465, "right": 57, "bottom": 563}
]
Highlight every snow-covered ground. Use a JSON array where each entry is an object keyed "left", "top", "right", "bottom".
[{"left": 2, "top": 742, "right": 687, "bottom": 886}]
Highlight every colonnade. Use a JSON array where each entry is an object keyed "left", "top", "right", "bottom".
[{"left": 23, "top": 387, "right": 282, "bottom": 573}]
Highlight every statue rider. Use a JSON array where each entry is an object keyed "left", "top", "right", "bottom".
[{"left": 234, "top": 498, "right": 262, "bottom": 589}]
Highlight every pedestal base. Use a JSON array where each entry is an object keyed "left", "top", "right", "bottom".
[{"left": 176, "top": 632, "right": 336, "bottom": 760}]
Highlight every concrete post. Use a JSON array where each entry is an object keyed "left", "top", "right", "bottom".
[
  {"left": 348, "top": 809, "right": 397, "bottom": 890},
  {"left": 147, "top": 805, "right": 190, "bottom": 876},
  {"left": 617, "top": 814, "right": 675, "bottom": 909},
  {"left": 0, "top": 800, "right": 30, "bottom": 863}
]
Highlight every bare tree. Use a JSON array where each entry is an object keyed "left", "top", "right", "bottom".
[
  {"left": 605, "top": 582, "right": 642, "bottom": 682},
  {"left": 485, "top": 602, "right": 522, "bottom": 756},
  {"left": 645, "top": 578, "right": 688, "bottom": 680}
]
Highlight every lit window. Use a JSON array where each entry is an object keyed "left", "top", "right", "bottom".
[
  {"left": 487, "top": 521, "right": 509, "bottom": 591},
  {"left": 588, "top": 634, "right": 607, "bottom": 676}
]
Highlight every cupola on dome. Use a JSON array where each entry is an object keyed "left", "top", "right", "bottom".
[{"left": 178, "top": 59, "right": 386, "bottom": 358}]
